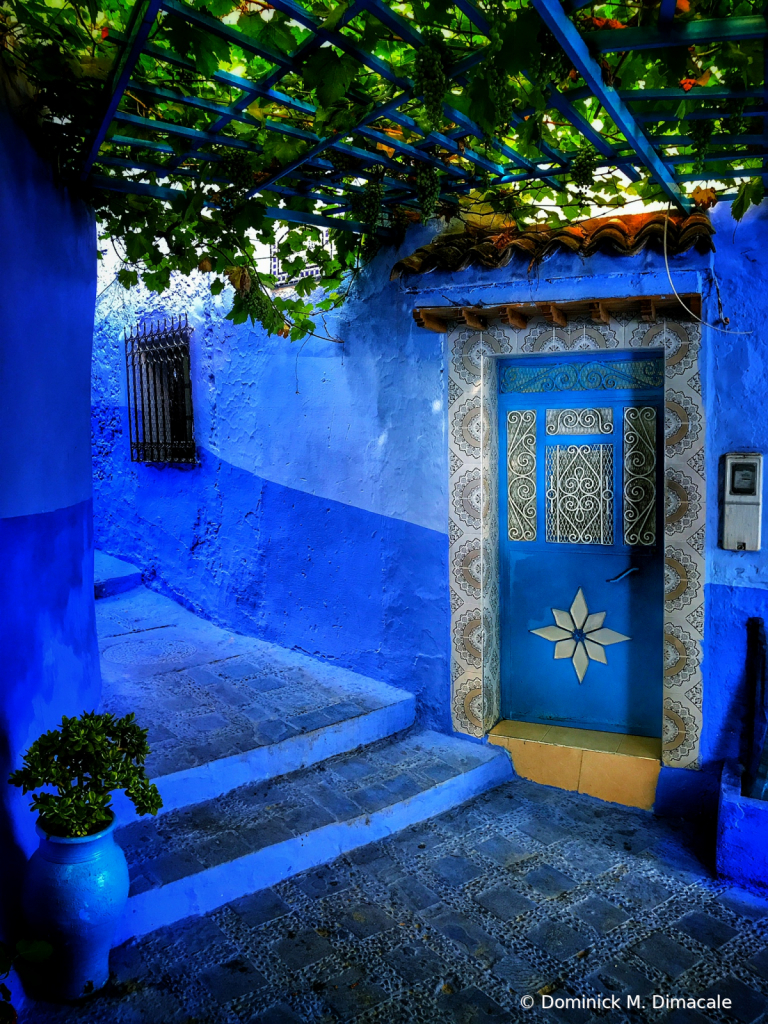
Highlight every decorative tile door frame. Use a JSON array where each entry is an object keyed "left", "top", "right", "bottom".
[{"left": 448, "top": 314, "right": 705, "bottom": 769}]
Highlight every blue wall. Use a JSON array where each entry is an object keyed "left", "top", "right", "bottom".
[
  {"left": 92, "top": 232, "right": 452, "bottom": 731},
  {"left": 92, "top": 200, "right": 768, "bottom": 807},
  {"left": 0, "top": 104, "right": 100, "bottom": 898}
]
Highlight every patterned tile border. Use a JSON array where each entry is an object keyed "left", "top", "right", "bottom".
[{"left": 447, "top": 315, "right": 705, "bottom": 769}]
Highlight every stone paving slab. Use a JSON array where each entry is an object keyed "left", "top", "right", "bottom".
[
  {"left": 21, "top": 777, "right": 768, "bottom": 1024},
  {"left": 119, "top": 730, "right": 501, "bottom": 898},
  {"left": 98, "top": 586, "right": 412, "bottom": 780}
]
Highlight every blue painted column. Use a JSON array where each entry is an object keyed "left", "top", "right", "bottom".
[{"left": 0, "top": 104, "right": 101, "bottom": 927}]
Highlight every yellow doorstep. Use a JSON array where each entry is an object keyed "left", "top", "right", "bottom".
[{"left": 488, "top": 720, "right": 662, "bottom": 811}]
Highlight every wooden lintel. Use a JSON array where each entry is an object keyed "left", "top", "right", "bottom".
[
  {"left": 413, "top": 309, "right": 447, "bottom": 333},
  {"left": 413, "top": 294, "right": 702, "bottom": 332},
  {"left": 537, "top": 302, "right": 567, "bottom": 327},
  {"left": 590, "top": 301, "right": 611, "bottom": 325},
  {"left": 459, "top": 307, "right": 487, "bottom": 331},
  {"left": 640, "top": 298, "right": 657, "bottom": 323},
  {"left": 500, "top": 306, "right": 529, "bottom": 330}
]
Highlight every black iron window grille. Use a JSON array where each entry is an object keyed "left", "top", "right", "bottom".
[{"left": 125, "top": 315, "right": 196, "bottom": 464}]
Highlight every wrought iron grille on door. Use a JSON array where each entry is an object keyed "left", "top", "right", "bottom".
[{"left": 125, "top": 316, "right": 196, "bottom": 464}]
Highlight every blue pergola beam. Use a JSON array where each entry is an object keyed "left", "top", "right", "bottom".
[
  {"left": 652, "top": 133, "right": 765, "bottom": 145},
  {"left": 619, "top": 88, "right": 763, "bottom": 103},
  {"left": 359, "top": 0, "right": 423, "bottom": 47},
  {"left": 658, "top": 0, "right": 678, "bottom": 29},
  {"left": 452, "top": 0, "right": 491, "bottom": 34},
  {"left": 154, "top": 0, "right": 557, "bottom": 199},
  {"left": 257, "top": 0, "right": 365, "bottom": 90},
  {"left": 675, "top": 169, "right": 768, "bottom": 183},
  {"left": 113, "top": 110, "right": 263, "bottom": 153},
  {"left": 91, "top": 174, "right": 395, "bottom": 236},
  {"left": 715, "top": 173, "right": 768, "bottom": 200},
  {"left": 537, "top": 80, "right": 642, "bottom": 182},
  {"left": 160, "top": 0, "right": 292, "bottom": 68},
  {"left": 637, "top": 107, "right": 768, "bottom": 123},
  {"left": 355, "top": 125, "right": 464, "bottom": 177},
  {"left": 659, "top": 0, "right": 675, "bottom": 27},
  {"left": 127, "top": 80, "right": 265, "bottom": 129},
  {"left": 81, "top": 0, "right": 163, "bottom": 179},
  {"left": 531, "top": 0, "right": 689, "bottom": 210},
  {"left": 666, "top": 150, "right": 768, "bottom": 165},
  {"left": 586, "top": 15, "right": 767, "bottom": 53},
  {"left": 266, "top": 0, "right": 411, "bottom": 89},
  {"left": 140, "top": 42, "right": 315, "bottom": 115},
  {"left": 97, "top": 155, "right": 351, "bottom": 207}
]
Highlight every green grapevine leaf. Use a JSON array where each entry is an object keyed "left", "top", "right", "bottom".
[
  {"left": 303, "top": 50, "right": 357, "bottom": 106},
  {"left": 323, "top": 2, "right": 350, "bottom": 30},
  {"left": 732, "top": 176, "right": 765, "bottom": 221}
]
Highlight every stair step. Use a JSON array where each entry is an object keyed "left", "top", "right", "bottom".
[
  {"left": 94, "top": 550, "right": 142, "bottom": 598},
  {"left": 100, "top": 587, "right": 416, "bottom": 824},
  {"left": 115, "top": 730, "right": 512, "bottom": 942}
]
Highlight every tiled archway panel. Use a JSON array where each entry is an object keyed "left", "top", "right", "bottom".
[{"left": 447, "top": 316, "right": 704, "bottom": 768}]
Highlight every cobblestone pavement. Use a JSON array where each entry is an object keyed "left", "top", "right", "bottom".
[
  {"left": 98, "top": 586, "right": 406, "bottom": 779},
  {"left": 21, "top": 777, "right": 768, "bottom": 1024},
  {"left": 120, "top": 731, "right": 498, "bottom": 898}
]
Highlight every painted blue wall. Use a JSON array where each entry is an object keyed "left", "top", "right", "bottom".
[
  {"left": 92, "top": 200, "right": 768, "bottom": 812},
  {"left": 0, "top": 102, "right": 100, "bottom": 948},
  {"left": 92, "top": 232, "right": 452, "bottom": 731}
]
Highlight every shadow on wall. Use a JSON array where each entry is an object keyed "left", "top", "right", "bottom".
[
  {"left": 0, "top": 103, "right": 101, "bottom": 943},
  {"left": 91, "top": 231, "right": 452, "bottom": 732}
]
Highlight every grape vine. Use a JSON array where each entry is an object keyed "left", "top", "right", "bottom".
[
  {"left": 2, "top": 0, "right": 760, "bottom": 341},
  {"left": 413, "top": 31, "right": 450, "bottom": 131},
  {"left": 571, "top": 144, "right": 599, "bottom": 190},
  {"left": 415, "top": 163, "right": 441, "bottom": 221},
  {"left": 689, "top": 120, "right": 715, "bottom": 175}
]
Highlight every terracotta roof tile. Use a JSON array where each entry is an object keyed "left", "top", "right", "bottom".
[{"left": 390, "top": 212, "right": 715, "bottom": 280}]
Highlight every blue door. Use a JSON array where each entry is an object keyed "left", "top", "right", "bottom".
[{"left": 498, "top": 350, "right": 664, "bottom": 738}]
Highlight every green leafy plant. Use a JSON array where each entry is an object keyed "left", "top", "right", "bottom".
[
  {"left": 9, "top": 712, "right": 163, "bottom": 838},
  {"left": 0, "top": 939, "right": 52, "bottom": 1023},
  {"left": 1, "top": 0, "right": 763, "bottom": 339}
]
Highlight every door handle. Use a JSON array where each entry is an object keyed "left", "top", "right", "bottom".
[{"left": 606, "top": 567, "right": 640, "bottom": 583}]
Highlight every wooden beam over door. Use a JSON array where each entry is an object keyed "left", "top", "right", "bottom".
[{"left": 412, "top": 293, "right": 703, "bottom": 333}]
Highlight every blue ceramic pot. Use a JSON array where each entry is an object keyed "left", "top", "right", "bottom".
[{"left": 23, "top": 816, "right": 129, "bottom": 1000}]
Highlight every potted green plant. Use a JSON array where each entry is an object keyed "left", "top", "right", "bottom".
[{"left": 9, "top": 711, "right": 162, "bottom": 1000}]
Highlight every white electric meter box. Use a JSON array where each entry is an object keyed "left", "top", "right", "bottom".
[{"left": 722, "top": 452, "right": 763, "bottom": 551}]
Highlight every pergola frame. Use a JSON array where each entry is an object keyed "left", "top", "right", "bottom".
[{"left": 83, "top": 0, "right": 768, "bottom": 236}]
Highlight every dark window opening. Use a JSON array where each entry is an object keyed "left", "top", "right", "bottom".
[{"left": 125, "top": 315, "right": 196, "bottom": 464}]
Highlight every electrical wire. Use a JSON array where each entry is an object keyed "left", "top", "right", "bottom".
[{"left": 663, "top": 203, "right": 752, "bottom": 335}]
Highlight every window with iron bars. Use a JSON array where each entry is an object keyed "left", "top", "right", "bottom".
[{"left": 125, "top": 315, "right": 196, "bottom": 464}]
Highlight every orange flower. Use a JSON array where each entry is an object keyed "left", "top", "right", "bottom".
[
  {"left": 588, "top": 16, "right": 625, "bottom": 28},
  {"left": 101, "top": 26, "right": 109, "bottom": 39},
  {"left": 680, "top": 69, "right": 711, "bottom": 91}
]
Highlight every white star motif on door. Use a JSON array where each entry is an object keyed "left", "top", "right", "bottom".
[{"left": 530, "top": 588, "right": 631, "bottom": 683}]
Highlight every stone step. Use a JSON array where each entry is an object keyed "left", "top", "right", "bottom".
[
  {"left": 94, "top": 550, "right": 142, "bottom": 598},
  {"left": 114, "top": 729, "right": 513, "bottom": 942},
  {"left": 100, "top": 586, "right": 416, "bottom": 824}
]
